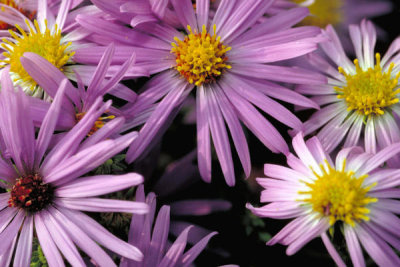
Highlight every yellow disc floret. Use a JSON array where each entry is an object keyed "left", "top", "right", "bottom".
[
  {"left": 335, "top": 53, "right": 400, "bottom": 116},
  {"left": 299, "top": 160, "right": 377, "bottom": 227},
  {"left": 171, "top": 24, "right": 231, "bottom": 86},
  {"left": 292, "top": 0, "right": 343, "bottom": 27},
  {"left": 0, "top": 20, "right": 74, "bottom": 91}
]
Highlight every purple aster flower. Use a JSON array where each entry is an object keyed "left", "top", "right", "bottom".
[
  {"left": 0, "top": 0, "right": 147, "bottom": 99},
  {"left": 0, "top": 69, "right": 148, "bottom": 266},
  {"left": 297, "top": 20, "right": 400, "bottom": 163},
  {"left": 18, "top": 43, "right": 150, "bottom": 133},
  {"left": 77, "top": 0, "right": 325, "bottom": 186},
  {"left": 248, "top": 132, "right": 400, "bottom": 266},
  {"left": 269, "top": 0, "right": 391, "bottom": 50},
  {"left": 120, "top": 185, "right": 217, "bottom": 267}
]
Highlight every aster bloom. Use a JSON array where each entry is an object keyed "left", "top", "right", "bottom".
[
  {"left": 78, "top": 0, "right": 325, "bottom": 186},
  {"left": 298, "top": 20, "right": 400, "bottom": 161},
  {"left": 121, "top": 185, "right": 217, "bottom": 267},
  {"left": 269, "top": 0, "right": 391, "bottom": 50},
  {"left": 19, "top": 43, "right": 149, "bottom": 132},
  {"left": 0, "top": 70, "right": 148, "bottom": 266},
  {"left": 248, "top": 133, "right": 400, "bottom": 266},
  {"left": 0, "top": 0, "right": 147, "bottom": 99}
]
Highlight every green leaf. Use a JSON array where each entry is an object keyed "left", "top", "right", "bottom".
[
  {"left": 258, "top": 232, "right": 272, "bottom": 243},
  {"left": 30, "top": 238, "right": 48, "bottom": 267}
]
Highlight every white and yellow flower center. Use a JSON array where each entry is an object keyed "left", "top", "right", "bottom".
[
  {"left": 335, "top": 53, "right": 400, "bottom": 116},
  {"left": 171, "top": 24, "right": 231, "bottom": 86},
  {"left": 299, "top": 160, "right": 377, "bottom": 226},
  {"left": 292, "top": 0, "right": 343, "bottom": 27},
  {"left": 0, "top": 20, "right": 74, "bottom": 92}
]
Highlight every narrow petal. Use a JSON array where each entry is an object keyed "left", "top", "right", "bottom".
[
  {"left": 321, "top": 232, "right": 346, "bottom": 267},
  {"left": 56, "top": 173, "right": 143, "bottom": 198},
  {"left": 21, "top": 53, "right": 79, "bottom": 108},
  {"left": 230, "top": 64, "right": 326, "bottom": 85},
  {"left": 0, "top": 69, "right": 35, "bottom": 173},
  {"left": 40, "top": 211, "right": 85, "bottom": 267},
  {"left": 159, "top": 226, "right": 192, "bottom": 267},
  {"left": 55, "top": 198, "right": 149, "bottom": 214},
  {"left": 195, "top": 0, "right": 209, "bottom": 27},
  {"left": 230, "top": 41, "right": 318, "bottom": 64},
  {"left": 0, "top": 210, "right": 24, "bottom": 254},
  {"left": 181, "top": 231, "right": 217, "bottom": 267},
  {"left": 220, "top": 80, "right": 288, "bottom": 154},
  {"left": 232, "top": 7, "right": 309, "bottom": 43},
  {"left": 48, "top": 207, "right": 117, "bottom": 266},
  {"left": 0, "top": 236, "right": 16, "bottom": 267},
  {"left": 170, "top": 0, "right": 197, "bottom": 31},
  {"left": 357, "top": 143, "right": 400, "bottom": 175},
  {"left": 247, "top": 202, "right": 304, "bottom": 219},
  {"left": 197, "top": 85, "right": 212, "bottom": 182},
  {"left": 41, "top": 98, "right": 110, "bottom": 174},
  {"left": 45, "top": 132, "right": 138, "bottom": 185},
  {"left": 263, "top": 164, "right": 310, "bottom": 183},
  {"left": 55, "top": 0, "right": 72, "bottom": 30},
  {"left": 292, "top": 133, "right": 320, "bottom": 174},
  {"left": 357, "top": 223, "right": 400, "bottom": 266},
  {"left": 344, "top": 225, "right": 365, "bottom": 267},
  {"left": 35, "top": 79, "right": 68, "bottom": 168},
  {"left": 286, "top": 217, "right": 329, "bottom": 255},
  {"left": 214, "top": 86, "right": 251, "bottom": 177},
  {"left": 206, "top": 86, "right": 235, "bottom": 186},
  {"left": 76, "top": 15, "right": 169, "bottom": 49},
  {"left": 335, "top": 146, "right": 364, "bottom": 171},
  {"left": 85, "top": 43, "right": 115, "bottom": 103},
  {"left": 225, "top": 73, "right": 302, "bottom": 130},
  {"left": 267, "top": 215, "right": 312, "bottom": 246},
  {"left": 35, "top": 213, "right": 65, "bottom": 267},
  {"left": 58, "top": 207, "right": 144, "bottom": 262},
  {"left": 317, "top": 111, "right": 356, "bottom": 153},
  {"left": 13, "top": 216, "right": 33, "bottom": 267},
  {"left": 126, "top": 81, "right": 191, "bottom": 163},
  {"left": 145, "top": 205, "right": 170, "bottom": 267},
  {"left": 0, "top": 207, "right": 18, "bottom": 233},
  {"left": 78, "top": 117, "right": 126, "bottom": 151}
]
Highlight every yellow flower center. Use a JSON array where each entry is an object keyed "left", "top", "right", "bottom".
[
  {"left": 299, "top": 160, "right": 377, "bottom": 226},
  {"left": 171, "top": 24, "right": 231, "bottom": 86},
  {"left": 0, "top": 0, "right": 36, "bottom": 30},
  {"left": 75, "top": 112, "right": 115, "bottom": 136},
  {"left": 335, "top": 53, "right": 400, "bottom": 116},
  {"left": 292, "top": 0, "right": 343, "bottom": 27},
  {"left": 0, "top": 20, "right": 75, "bottom": 91}
]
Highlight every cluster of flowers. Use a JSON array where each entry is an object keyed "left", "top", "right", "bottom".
[{"left": 0, "top": 0, "right": 399, "bottom": 266}]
